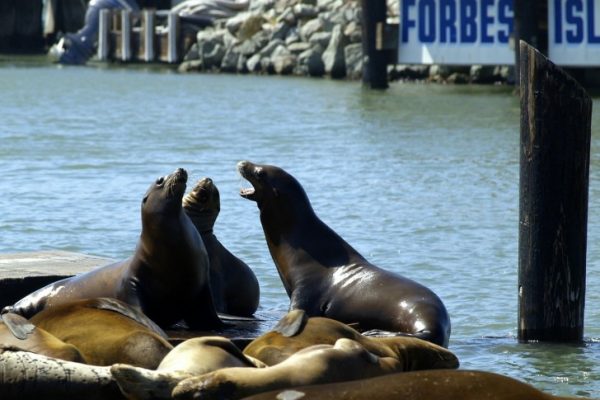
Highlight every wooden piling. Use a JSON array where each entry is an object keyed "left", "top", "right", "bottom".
[
  {"left": 360, "top": 0, "right": 388, "bottom": 89},
  {"left": 97, "top": 9, "right": 110, "bottom": 61},
  {"left": 120, "top": 9, "right": 132, "bottom": 61},
  {"left": 518, "top": 41, "right": 592, "bottom": 342},
  {"left": 141, "top": 9, "right": 156, "bottom": 62},
  {"left": 167, "top": 11, "right": 180, "bottom": 63}
]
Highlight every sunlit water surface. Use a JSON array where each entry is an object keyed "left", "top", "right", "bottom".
[{"left": 1, "top": 61, "right": 599, "bottom": 397}]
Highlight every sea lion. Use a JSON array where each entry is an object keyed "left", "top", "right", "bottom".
[
  {"left": 0, "top": 312, "right": 86, "bottom": 363},
  {"left": 30, "top": 298, "right": 173, "bottom": 368},
  {"left": 3, "top": 168, "right": 222, "bottom": 330},
  {"left": 241, "top": 370, "right": 586, "bottom": 400},
  {"left": 243, "top": 309, "right": 458, "bottom": 368},
  {"left": 111, "top": 336, "right": 266, "bottom": 400},
  {"left": 171, "top": 338, "right": 405, "bottom": 400},
  {"left": 183, "top": 177, "right": 260, "bottom": 317},
  {"left": 237, "top": 161, "right": 451, "bottom": 347}
]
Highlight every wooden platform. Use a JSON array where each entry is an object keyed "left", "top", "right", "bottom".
[
  {"left": 0, "top": 251, "right": 113, "bottom": 309},
  {"left": 0, "top": 251, "right": 277, "bottom": 346}
]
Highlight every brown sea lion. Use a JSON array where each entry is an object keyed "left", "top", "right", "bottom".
[
  {"left": 30, "top": 298, "right": 173, "bottom": 368},
  {"left": 111, "top": 336, "right": 266, "bottom": 400},
  {"left": 237, "top": 160, "right": 451, "bottom": 347},
  {"left": 171, "top": 338, "right": 406, "bottom": 400},
  {"left": 240, "top": 370, "right": 587, "bottom": 400},
  {"left": 183, "top": 177, "right": 260, "bottom": 317},
  {"left": 243, "top": 309, "right": 458, "bottom": 368},
  {"left": 4, "top": 168, "right": 222, "bottom": 330},
  {"left": 0, "top": 312, "right": 86, "bottom": 363}
]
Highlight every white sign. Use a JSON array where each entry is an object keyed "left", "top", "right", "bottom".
[
  {"left": 549, "top": 0, "right": 600, "bottom": 66},
  {"left": 399, "top": 0, "right": 515, "bottom": 65}
]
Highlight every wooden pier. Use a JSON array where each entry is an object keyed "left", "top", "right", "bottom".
[{"left": 96, "top": 9, "right": 189, "bottom": 64}]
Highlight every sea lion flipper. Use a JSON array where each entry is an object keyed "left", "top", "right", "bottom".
[
  {"left": 272, "top": 310, "right": 308, "bottom": 337},
  {"left": 185, "top": 286, "right": 225, "bottom": 329},
  {"left": 1, "top": 313, "right": 35, "bottom": 340}
]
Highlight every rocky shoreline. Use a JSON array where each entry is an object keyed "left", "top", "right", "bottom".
[{"left": 178, "top": 0, "right": 513, "bottom": 84}]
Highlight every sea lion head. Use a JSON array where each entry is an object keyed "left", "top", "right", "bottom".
[
  {"left": 237, "top": 161, "right": 313, "bottom": 224},
  {"left": 182, "top": 177, "right": 220, "bottom": 233},
  {"left": 141, "top": 168, "right": 188, "bottom": 228}
]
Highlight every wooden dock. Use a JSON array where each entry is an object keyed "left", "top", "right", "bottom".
[
  {"left": 97, "top": 9, "right": 196, "bottom": 64},
  {"left": 0, "top": 251, "right": 275, "bottom": 346}
]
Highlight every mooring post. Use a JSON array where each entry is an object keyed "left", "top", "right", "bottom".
[
  {"left": 141, "top": 10, "right": 156, "bottom": 62},
  {"left": 97, "top": 9, "right": 111, "bottom": 61},
  {"left": 167, "top": 12, "right": 180, "bottom": 63},
  {"left": 360, "top": 0, "right": 388, "bottom": 89},
  {"left": 518, "top": 41, "right": 592, "bottom": 342},
  {"left": 120, "top": 9, "right": 132, "bottom": 62}
]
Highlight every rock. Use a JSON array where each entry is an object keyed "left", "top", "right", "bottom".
[
  {"left": 184, "top": 43, "right": 200, "bottom": 61},
  {"left": 249, "top": 0, "right": 275, "bottom": 13},
  {"left": 246, "top": 53, "right": 263, "bottom": 72},
  {"left": 446, "top": 72, "right": 469, "bottom": 84},
  {"left": 299, "top": 17, "right": 324, "bottom": 41},
  {"left": 221, "top": 47, "right": 241, "bottom": 72},
  {"left": 393, "top": 65, "right": 429, "bottom": 80},
  {"left": 178, "top": 59, "right": 203, "bottom": 73},
  {"left": 271, "top": 45, "right": 297, "bottom": 74},
  {"left": 287, "top": 41, "right": 311, "bottom": 54},
  {"left": 270, "top": 21, "right": 291, "bottom": 41},
  {"left": 236, "top": 13, "right": 266, "bottom": 40},
  {"left": 259, "top": 38, "right": 285, "bottom": 57},
  {"left": 293, "top": 4, "right": 319, "bottom": 19},
  {"left": 344, "top": 42, "right": 362, "bottom": 79},
  {"left": 470, "top": 65, "right": 497, "bottom": 84},
  {"left": 277, "top": 8, "right": 296, "bottom": 25},
  {"left": 308, "top": 31, "right": 331, "bottom": 48},
  {"left": 297, "top": 47, "right": 325, "bottom": 76},
  {"left": 322, "top": 24, "right": 347, "bottom": 78},
  {"left": 343, "top": 20, "right": 361, "bottom": 43},
  {"left": 199, "top": 41, "right": 226, "bottom": 70},
  {"left": 285, "top": 27, "right": 301, "bottom": 45}
]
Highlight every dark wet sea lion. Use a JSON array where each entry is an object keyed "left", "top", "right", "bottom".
[
  {"left": 0, "top": 313, "right": 86, "bottom": 363},
  {"left": 111, "top": 336, "right": 266, "bottom": 400},
  {"left": 243, "top": 309, "right": 458, "bottom": 368},
  {"left": 183, "top": 177, "right": 260, "bottom": 317},
  {"left": 240, "top": 370, "right": 586, "bottom": 400},
  {"left": 172, "top": 338, "right": 406, "bottom": 400},
  {"left": 30, "top": 298, "right": 173, "bottom": 368},
  {"left": 237, "top": 161, "right": 451, "bottom": 347},
  {"left": 4, "top": 168, "right": 222, "bottom": 330}
]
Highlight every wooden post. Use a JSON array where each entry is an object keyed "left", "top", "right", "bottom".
[
  {"left": 518, "top": 41, "right": 592, "bottom": 343},
  {"left": 360, "top": 0, "right": 388, "bottom": 89},
  {"left": 513, "top": 0, "right": 547, "bottom": 85},
  {"left": 97, "top": 9, "right": 111, "bottom": 61},
  {"left": 120, "top": 9, "right": 132, "bottom": 61},
  {"left": 142, "top": 9, "right": 156, "bottom": 62},
  {"left": 167, "top": 11, "right": 180, "bottom": 63}
]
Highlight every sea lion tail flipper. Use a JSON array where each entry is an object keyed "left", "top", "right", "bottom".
[
  {"left": 272, "top": 309, "right": 308, "bottom": 337},
  {"left": 111, "top": 363, "right": 189, "bottom": 400},
  {"left": 0, "top": 313, "right": 35, "bottom": 340}
]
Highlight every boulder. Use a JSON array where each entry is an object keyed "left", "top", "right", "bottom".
[
  {"left": 322, "top": 24, "right": 347, "bottom": 78},
  {"left": 344, "top": 42, "right": 362, "bottom": 79}
]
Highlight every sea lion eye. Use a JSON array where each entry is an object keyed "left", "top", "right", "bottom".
[
  {"left": 156, "top": 177, "right": 165, "bottom": 186},
  {"left": 256, "top": 168, "right": 265, "bottom": 179}
]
